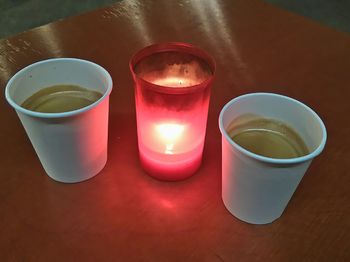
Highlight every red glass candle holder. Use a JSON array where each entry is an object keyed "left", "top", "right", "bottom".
[{"left": 130, "top": 42, "right": 216, "bottom": 181}]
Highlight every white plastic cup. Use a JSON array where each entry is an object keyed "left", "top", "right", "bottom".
[
  {"left": 5, "top": 58, "right": 113, "bottom": 183},
  {"left": 219, "top": 93, "right": 327, "bottom": 224}
]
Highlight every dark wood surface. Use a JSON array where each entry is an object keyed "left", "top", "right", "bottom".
[{"left": 1, "top": 0, "right": 349, "bottom": 261}]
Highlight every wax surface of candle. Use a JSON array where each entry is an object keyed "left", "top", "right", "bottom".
[{"left": 152, "top": 77, "right": 188, "bottom": 87}]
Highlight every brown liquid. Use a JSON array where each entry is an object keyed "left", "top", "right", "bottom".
[
  {"left": 227, "top": 115, "right": 309, "bottom": 159},
  {"left": 21, "top": 85, "right": 103, "bottom": 113}
]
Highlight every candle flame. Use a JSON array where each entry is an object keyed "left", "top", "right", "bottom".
[{"left": 156, "top": 123, "right": 185, "bottom": 154}]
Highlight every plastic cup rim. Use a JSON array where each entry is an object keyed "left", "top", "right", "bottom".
[
  {"left": 5, "top": 57, "right": 113, "bottom": 119},
  {"left": 218, "top": 92, "right": 327, "bottom": 165}
]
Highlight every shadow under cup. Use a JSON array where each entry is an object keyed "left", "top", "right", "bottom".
[
  {"left": 5, "top": 58, "right": 113, "bottom": 183},
  {"left": 219, "top": 93, "right": 327, "bottom": 224}
]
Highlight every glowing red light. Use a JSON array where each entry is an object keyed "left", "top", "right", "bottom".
[{"left": 130, "top": 42, "right": 215, "bottom": 181}]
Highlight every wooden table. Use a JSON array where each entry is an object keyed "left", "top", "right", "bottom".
[{"left": 1, "top": 0, "right": 349, "bottom": 261}]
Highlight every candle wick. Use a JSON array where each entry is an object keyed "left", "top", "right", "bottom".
[{"left": 165, "top": 144, "right": 174, "bottom": 154}]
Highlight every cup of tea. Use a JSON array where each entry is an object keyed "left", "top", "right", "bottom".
[
  {"left": 5, "top": 58, "right": 113, "bottom": 183},
  {"left": 219, "top": 93, "right": 327, "bottom": 224}
]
